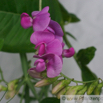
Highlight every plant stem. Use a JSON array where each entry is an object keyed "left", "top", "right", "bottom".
[
  {"left": 25, "top": 84, "right": 29, "bottom": 103},
  {"left": 20, "top": 85, "right": 26, "bottom": 103},
  {"left": 0, "top": 68, "right": 7, "bottom": 84},
  {"left": 20, "top": 53, "right": 30, "bottom": 103},
  {"left": 63, "top": 29, "right": 81, "bottom": 69},
  {"left": 20, "top": 53, "right": 28, "bottom": 77},
  {"left": 60, "top": 72, "right": 97, "bottom": 83},
  {"left": 39, "top": 0, "right": 42, "bottom": 11}
]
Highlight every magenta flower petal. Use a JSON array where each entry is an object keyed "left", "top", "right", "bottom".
[
  {"left": 55, "top": 35, "right": 63, "bottom": 43},
  {"left": 31, "top": 11, "right": 40, "bottom": 17},
  {"left": 34, "top": 59, "right": 46, "bottom": 72},
  {"left": 33, "top": 13, "right": 50, "bottom": 31},
  {"left": 38, "top": 43, "right": 45, "bottom": 56},
  {"left": 46, "top": 39, "right": 62, "bottom": 55},
  {"left": 33, "top": 54, "right": 63, "bottom": 78},
  {"left": 20, "top": 13, "right": 32, "bottom": 29},
  {"left": 62, "top": 47, "right": 75, "bottom": 58},
  {"left": 28, "top": 68, "right": 43, "bottom": 78},
  {"left": 48, "top": 20, "right": 64, "bottom": 36},
  {"left": 46, "top": 54, "right": 62, "bottom": 78},
  {"left": 30, "top": 31, "right": 55, "bottom": 45},
  {"left": 62, "top": 42, "right": 65, "bottom": 48},
  {"left": 38, "top": 6, "right": 49, "bottom": 15},
  {"left": 31, "top": 6, "right": 49, "bottom": 17}
]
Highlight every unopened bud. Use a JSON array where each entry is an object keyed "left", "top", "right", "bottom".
[
  {"left": 0, "top": 85, "right": 7, "bottom": 92},
  {"left": 65, "top": 85, "right": 85, "bottom": 100},
  {"left": 52, "top": 80, "right": 63, "bottom": 89},
  {"left": 56, "top": 86, "right": 70, "bottom": 99},
  {"left": 87, "top": 80, "right": 98, "bottom": 95},
  {"left": 75, "top": 86, "right": 87, "bottom": 103},
  {"left": 52, "top": 79, "right": 72, "bottom": 94},
  {"left": 76, "top": 85, "right": 87, "bottom": 95},
  {"left": 94, "top": 82, "right": 103, "bottom": 95},
  {"left": 28, "top": 68, "right": 45, "bottom": 79},
  {"left": 8, "top": 79, "right": 19, "bottom": 91},
  {"left": 35, "top": 76, "right": 59, "bottom": 87},
  {"left": 62, "top": 47, "right": 75, "bottom": 58},
  {"left": 5, "top": 90, "right": 17, "bottom": 100}
]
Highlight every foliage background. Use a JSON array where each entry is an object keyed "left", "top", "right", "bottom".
[{"left": 0, "top": 0, "right": 103, "bottom": 102}]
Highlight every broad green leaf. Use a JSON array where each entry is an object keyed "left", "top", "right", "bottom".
[
  {"left": 77, "top": 46, "right": 96, "bottom": 65},
  {"left": 0, "top": 0, "right": 63, "bottom": 53},
  {"left": 81, "top": 65, "right": 97, "bottom": 82},
  {"left": 0, "top": 0, "right": 39, "bottom": 53},
  {"left": 40, "top": 97, "right": 60, "bottom": 103},
  {"left": 66, "top": 32, "right": 77, "bottom": 40},
  {"left": 59, "top": 2, "right": 80, "bottom": 25},
  {"left": 0, "top": 38, "right": 4, "bottom": 50}
]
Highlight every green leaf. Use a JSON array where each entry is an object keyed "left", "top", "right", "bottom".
[
  {"left": 40, "top": 97, "right": 60, "bottom": 103},
  {"left": 0, "top": 38, "right": 4, "bottom": 50},
  {"left": 0, "top": 0, "right": 39, "bottom": 53},
  {"left": 77, "top": 46, "right": 96, "bottom": 65},
  {"left": 81, "top": 65, "right": 97, "bottom": 82},
  {"left": 66, "top": 32, "right": 77, "bottom": 40},
  {"left": 59, "top": 2, "right": 80, "bottom": 25},
  {"left": 0, "top": 0, "right": 63, "bottom": 53}
]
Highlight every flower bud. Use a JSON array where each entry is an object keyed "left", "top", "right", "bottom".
[
  {"left": 75, "top": 86, "right": 87, "bottom": 103},
  {"left": 5, "top": 90, "right": 17, "bottom": 100},
  {"left": 87, "top": 80, "right": 98, "bottom": 95},
  {"left": 94, "top": 82, "right": 103, "bottom": 95},
  {"left": 34, "top": 59, "right": 46, "bottom": 72},
  {"left": 20, "top": 13, "right": 32, "bottom": 29},
  {"left": 52, "top": 80, "right": 63, "bottom": 89},
  {"left": 56, "top": 86, "right": 70, "bottom": 99},
  {"left": 62, "top": 47, "right": 75, "bottom": 58},
  {"left": 0, "top": 85, "right": 7, "bottom": 92},
  {"left": 76, "top": 85, "right": 87, "bottom": 95},
  {"left": 28, "top": 68, "right": 44, "bottom": 79},
  {"left": 65, "top": 85, "right": 85, "bottom": 100},
  {"left": 8, "top": 79, "right": 19, "bottom": 91},
  {"left": 35, "top": 76, "right": 59, "bottom": 87},
  {"left": 52, "top": 79, "right": 72, "bottom": 94}
]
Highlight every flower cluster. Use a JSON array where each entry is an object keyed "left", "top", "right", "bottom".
[{"left": 21, "top": 6, "right": 75, "bottom": 78}]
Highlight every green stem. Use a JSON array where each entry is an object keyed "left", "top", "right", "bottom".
[
  {"left": 27, "top": 79, "right": 40, "bottom": 102},
  {"left": 20, "top": 53, "right": 30, "bottom": 103},
  {"left": 39, "top": 0, "right": 42, "bottom": 11},
  {"left": 63, "top": 29, "right": 81, "bottom": 69},
  {"left": 0, "top": 68, "right": 7, "bottom": 84},
  {"left": 20, "top": 85, "right": 26, "bottom": 103},
  {"left": 25, "top": 84, "right": 29, "bottom": 103},
  {"left": 20, "top": 53, "right": 28, "bottom": 77},
  {"left": 0, "top": 90, "right": 7, "bottom": 101},
  {"left": 60, "top": 72, "right": 97, "bottom": 83}
]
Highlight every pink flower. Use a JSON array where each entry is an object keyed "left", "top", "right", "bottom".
[
  {"left": 34, "top": 54, "right": 63, "bottom": 78},
  {"left": 30, "top": 31, "right": 62, "bottom": 56},
  {"left": 34, "top": 59, "right": 46, "bottom": 72},
  {"left": 47, "top": 20, "right": 64, "bottom": 43},
  {"left": 28, "top": 68, "right": 43, "bottom": 79},
  {"left": 21, "top": 6, "right": 50, "bottom": 31},
  {"left": 62, "top": 47, "right": 75, "bottom": 58}
]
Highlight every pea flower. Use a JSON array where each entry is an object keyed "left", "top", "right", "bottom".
[
  {"left": 47, "top": 20, "right": 64, "bottom": 43},
  {"left": 33, "top": 53, "right": 63, "bottom": 78},
  {"left": 21, "top": 6, "right": 50, "bottom": 31},
  {"left": 28, "top": 68, "right": 44, "bottom": 79},
  {"left": 62, "top": 47, "right": 75, "bottom": 58},
  {"left": 30, "top": 31, "right": 62, "bottom": 56}
]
